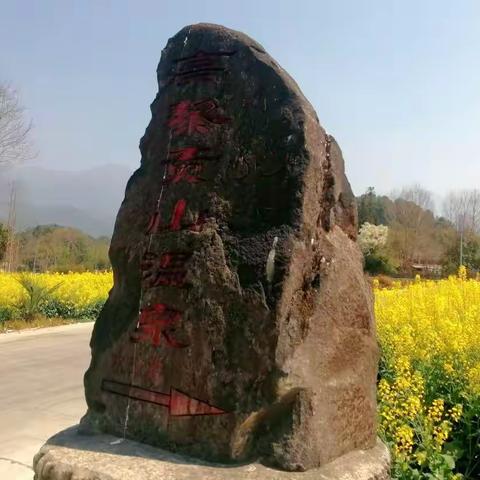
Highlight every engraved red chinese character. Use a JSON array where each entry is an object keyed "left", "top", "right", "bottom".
[
  {"left": 146, "top": 199, "right": 186, "bottom": 234},
  {"left": 163, "top": 147, "right": 220, "bottom": 185},
  {"left": 141, "top": 251, "right": 191, "bottom": 288},
  {"left": 188, "top": 211, "right": 207, "bottom": 232},
  {"left": 131, "top": 303, "right": 187, "bottom": 348},
  {"left": 170, "top": 199, "right": 187, "bottom": 231},
  {"left": 170, "top": 50, "right": 235, "bottom": 86},
  {"left": 167, "top": 99, "right": 229, "bottom": 137},
  {"left": 146, "top": 199, "right": 205, "bottom": 234},
  {"left": 166, "top": 147, "right": 203, "bottom": 184}
]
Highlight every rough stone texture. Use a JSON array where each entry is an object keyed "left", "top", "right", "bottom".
[
  {"left": 34, "top": 427, "right": 391, "bottom": 480},
  {"left": 82, "top": 23, "right": 382, "bottom": 472}
]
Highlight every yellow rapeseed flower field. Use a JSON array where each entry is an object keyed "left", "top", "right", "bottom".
[
  {"left": 376, "top": 270, "right": 480, "bottom": 479},
  {"left": 0, "top": 271, "right": 112, "bottom": 319}
]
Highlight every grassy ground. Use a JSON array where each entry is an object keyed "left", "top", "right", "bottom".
[{"left": 0, "top": 316, "right": 92, "bottom": 333}]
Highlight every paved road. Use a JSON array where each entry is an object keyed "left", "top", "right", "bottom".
[{"left": 0, "top": 323, "right": 93, "bottom": 479}]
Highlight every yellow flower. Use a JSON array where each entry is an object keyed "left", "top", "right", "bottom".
[
  {"left": 394, "top": 424, "right": 414, "bottom": 454},
  {"left": 444, "top": 363, "right": 454, "bottom": 375},
  {"left": 415, "top": 450, "right": 427, "bottom": 465},
  {"left": 428, "top": 399, "right": 445, "bottom": 423},
  {"left": 448, "top": 404, "right": 463, "bottom": 423}
]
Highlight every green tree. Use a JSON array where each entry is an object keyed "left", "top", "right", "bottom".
[
  {"left": 357, "top": 187, "right": 390, "bottom": 226},
  {"left": 442, "top": 233, "right": 480, "bottom": 275}
]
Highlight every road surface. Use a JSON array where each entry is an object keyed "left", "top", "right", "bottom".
[{"left": 0, "top": 322, "right": 93, "bottom": 479}]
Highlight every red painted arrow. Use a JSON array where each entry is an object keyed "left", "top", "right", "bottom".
[
  {"left": 169, "top": 388, "right": 226, "bottom": 416},
  {"left": 102, "top": 379, "right": 227, "bottom": 416}
]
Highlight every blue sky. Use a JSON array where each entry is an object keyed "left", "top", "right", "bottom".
[{"left": 1, "top": 0, "right": 479, "bottom": 196}]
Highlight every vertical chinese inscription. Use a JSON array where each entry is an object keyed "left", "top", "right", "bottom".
[{"left": 104, "top": 49, "right": 235, "bottom": 417}]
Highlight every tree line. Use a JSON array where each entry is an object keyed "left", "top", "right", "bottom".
[
  {"left": 358, "top": 185, "right": 480, "bottom": 276},
  {"left": 1, "top": 187, "right": 478, "bottom": 274},
  {"left": 0, "top": 225, "right": 110, "bottom": 272}
]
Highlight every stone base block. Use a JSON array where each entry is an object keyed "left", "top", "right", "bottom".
[{"left": 33, "top": 426, "right": 390, "bottom": 480}]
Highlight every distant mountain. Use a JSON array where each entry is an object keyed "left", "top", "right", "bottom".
[{"left": 0, "top": 164, "right": 134, "bottom": 236}]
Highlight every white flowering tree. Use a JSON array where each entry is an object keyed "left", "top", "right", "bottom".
[{"left": 358, "top": 222, "right": 388, "bottom": 256}]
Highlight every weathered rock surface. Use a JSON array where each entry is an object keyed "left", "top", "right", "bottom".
[
  {"left": 82, "top": 23, "right": 382, "bottom": 472},
  {"left": 34, "top": 427, "right": 391, "bottom": 480}
]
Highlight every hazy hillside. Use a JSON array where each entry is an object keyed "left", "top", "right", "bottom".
[{"left": 0, "top": 164, "right": 133, "bottom": 236}]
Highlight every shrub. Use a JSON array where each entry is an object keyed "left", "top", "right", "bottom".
[
  {"left": 39, "top": 298, "right": 105, "bottom": 320},
  {"left": 39, "top": 298, "right": 77, "bottom": 319},
  {"left": 0, "top": 305, "right": 17, "bottom": 325},
  {"left": 77, "top": 299, "right": 105, "bottom": 319},
  {"left": 365, "top": 252, "right": 397, "bottom": 275},
  {"left": 16, "top": 274, "right": 63, "bottom": 321}
]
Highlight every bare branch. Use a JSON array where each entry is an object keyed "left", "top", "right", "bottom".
[
  {"left": 396, "top": 183, "right": 434, "bottom": 212},
  {"left": 0, "top": 83, "right": 35, "bottom": 165},
  {"left": 443, "top": 189, "right": 480, "bottom": 234}
]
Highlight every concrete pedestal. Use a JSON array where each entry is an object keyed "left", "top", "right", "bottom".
[{"left": 34, "top": 426, "right": 390, "bottom": 480}]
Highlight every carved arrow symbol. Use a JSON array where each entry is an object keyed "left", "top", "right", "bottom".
[{"left": 102, "top": 379, "right": 227, "bottom": 416}]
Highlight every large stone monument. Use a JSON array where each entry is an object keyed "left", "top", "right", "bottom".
[{"left": 34, "top": 23, "right": 390, "bottom": 479}]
